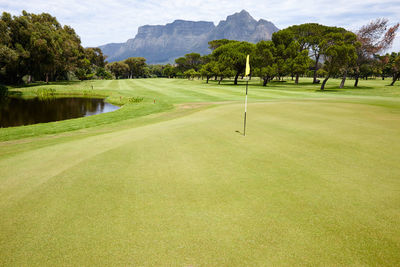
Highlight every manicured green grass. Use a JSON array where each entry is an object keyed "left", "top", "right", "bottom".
[{"left": 0, "top": 78, "right": 399, "bottom": 265}]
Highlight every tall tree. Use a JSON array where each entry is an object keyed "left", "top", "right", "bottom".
[
  {"left": 212, "top": 62, "right": 234, "bottom": 84},
  {"left": 319, "top": 31, "right": 358, "bottom": 90},
  {"left": 271, "top": 29, "right": 299, "bottom": 80},
  {"left": 0, "top": 15, "right": 17, "bottom": 77},
  {"left": 354, "top": 19, "right": 399, "bottom": 86},
  {"left": 389, "top": 52, "right": 400, "bottom": 86},
  {"left": 286, "top": 23, "right": 326, "bottom": 83},
  {"left": 208, "top": 39, "right": 238, "bottom": 51},
  {"left": 253, "top": 40, "right": 276, "bottom": 86},
  {"left": 212, "top": 41, "right": 255, "bottom": 85},
  {"left": 106, "top": 61, "right": 129, "bottom": 79},
  {"left": 124, "top": 57, "right": 146, "bottom": 78},
  {"left": 288, "top": 49, "right": 311, "bottom": 84},
  {"left": 175, "top": 53, "right": 202, "bottom": 73},
  {"left": 162, "top": 64, "right": 176, "bottom": 78},
  {"left": 84, "top": 48, "right": 106, "bottom": 68},
  {"left": 287, "top": 23, "right": 331, "bottom": 83},
  {"left": 376, "top": 54, "right": 391, "bottom": 80},
  {"left": 200, "top": 61, "right": 217, "bottom": 83},
  {"left": 0, "top": 11, "right": 89, "bottom": 83}
]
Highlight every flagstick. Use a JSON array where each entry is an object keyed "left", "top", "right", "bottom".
[{"left": 243, "top": 79, "right": 248, "bottom": 136}]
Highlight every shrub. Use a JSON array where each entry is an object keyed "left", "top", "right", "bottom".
[
  {"left": 128, "top": 96, "right": 144, "bottom": 103},
  {"left": 36, "top": 88, "right": 56, "bottom": 97}
]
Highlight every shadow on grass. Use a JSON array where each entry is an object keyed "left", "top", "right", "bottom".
[
  {"left": 315, "top": 89, "right": 339, "bottom": 92},
  {"left": 7, "top": 91, "right": 23, "bottom": 97},
  {"left": 315, "top": 85, "right": 376, "bottom": 92},
  {"left": 235, "top": 130, "right": 244, "bottom": 136},
  {"left": 206, "top": 79, "right": 323, "bottom": 88}
]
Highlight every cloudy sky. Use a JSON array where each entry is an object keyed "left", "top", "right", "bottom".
[{"left": 1, "top": 0, "right": 399, "bottom": 51}]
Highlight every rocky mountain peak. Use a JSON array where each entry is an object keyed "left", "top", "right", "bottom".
[
  {"left": 99, "top": 11, "right": 279, "bottom": 64},
  {"left": 225, "top": 10, "right": 254, "bottom": 22}
]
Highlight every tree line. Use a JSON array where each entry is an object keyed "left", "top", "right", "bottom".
[
  {"left": 0, "top": 11, "right": 166, "bottom": 84},
  {"left": 164, "top": 20, "right": 400, "bottom": 89},
  {"left": 106, "top": 57, "right": 159, "bottom": 79},
  {"left": 1, "top": 11, "right": 399, "bottom": 89},
  {"left": 0, "top": 11, "right": 110, "bottom": 84}
]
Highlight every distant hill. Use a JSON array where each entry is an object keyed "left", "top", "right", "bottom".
[{"left": 99, "top": 10, "right": 279, "bottom": 64}]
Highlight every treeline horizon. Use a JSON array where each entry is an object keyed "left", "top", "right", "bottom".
[
  {"left": 162, "top": 20, "right": 400, "bottom": 89},
  {"left": 1, "top": 11, "right": 400, "bottom": 89}
]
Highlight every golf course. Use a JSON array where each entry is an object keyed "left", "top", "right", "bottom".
[{"left": 0, "top": 78, "right": 399, "bottom": 266}]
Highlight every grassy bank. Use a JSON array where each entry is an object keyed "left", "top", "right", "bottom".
[
  {"left": 0, "top": 78, "right": 399, "bottom": 265},
  {"left": 2, "top": 77, "right": 400, "bottom": 141}
]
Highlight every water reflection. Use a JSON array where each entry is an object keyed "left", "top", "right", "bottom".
[{"left": 0, "top": 97, "right": 119, "bottom": 128}]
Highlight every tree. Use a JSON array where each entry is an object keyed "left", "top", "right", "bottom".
[
  {"left": 84, "top": 48, "right": 106, "bottom": 68},
  {"left": 75, "top": 48, "right": 107, "bottom": 80},
  {"left": 0, "top": 11, "right": 89, "bottom": 83},
  {"left": 212, "top": 41, "right": 255, "bottom": 85},
  {"left": 319, "top": 31, "right": 358, "bottom": 90},
  {"left": 0, "top": 15, "right": 17, "bottom": 74},
  {"left": 271, "top": 29, "right": 311, "bottom": 84},
  {"left": 288, "top": 49, "right": 311, "bottom": 84},
  {"left": 183, "top": 69, "right": 198, "bottom": 80},
  {"left": 175, "top": 53, "right": 202, "bottom": 73},
  {"left": 75, "top": 58, "right": 91, "bottom": 80},
  {"left": 200, "top": 61, "right": 216, "bottom": 83},
  {"left": 354, "top": 19, "right": 399, "bottom": 86},
  {"left": 287, "top": 23, "right": 330, "bottom": 84},
  {"left": 212, "top": 62, "right": 234, "bottom": 84},
  {"left": 184, "top": 53, "right": 202, "bottom": 71},
  {"left": 253, "top": 40, "right": 276, "bottom": 86},
  {"left": 124, "top": 57, "right": 146, "bottom": 78},
  {"left": 271, "top": 29, "right": 299, "bottom": 80},
  {"left": 389, "top": 52, "right": 400, "bottom": 86},
  {"left": 208, "top": 39, "right": 238, "bottom": 50},
  {"left": 147, "top": 64, "right": 164, "bottom": 77},
  {"left": 162, "top": 64, "right": 176, "bottom": 78},
  {"left": 376, "top": 54, "right": 391, "bottom": 80},
  {"left": 95, "top": 67, "right": 112, "bottom": 79},
  {"left": 106, "top": 61, "right": 129, "bottom": 79}
]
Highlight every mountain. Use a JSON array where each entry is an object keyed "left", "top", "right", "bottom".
[{"left": 99, "top": 10, "right": 279, "bottom": 64}]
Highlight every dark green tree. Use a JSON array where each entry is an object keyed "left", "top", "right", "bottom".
[
  {"left": 389, "top": 52, "right": 400, "bottom": 86},
  {"left": 200, "top": 61, "right": 217, "bottom": 83},
  {"left": 208, "top": 39, "right": 238, "bottom": 50},
  {"left": 271, "top": 29, "right": 299, "bottom": 80},
  {"left": 288, "top": 49, "right": 311, "bottom": 84},
  {"left": 212, "top": 62, "right": 234, "bottom": 84},
  {"left": 0, "top": 11, "right": 93, "bottom": 83},
  {"left": 175, "top": 53, "right": 202, "bottom": 72},
  {"left": 106, "top": 61, "right": 129, "bottom": 79},
  {"left": 319, "top": 31, "right": 358, "bottom": 90},
  {"left": 212, "top": 41, "right": 255, "bottom": 85},
  {"left": 162, "top": 64, "right": 177, "bottom": 78},
  {"left": 124, "top": 57, "right": 147, "bottom": 78},
  {"left": 287, "top": 23, "right": 330, "bottom": 83},
  {"left": 183, "top": 69, "right": 198, "bottom": 80},
  {"left": 253, "top": 40, "right": 276, "bottom": 86}
]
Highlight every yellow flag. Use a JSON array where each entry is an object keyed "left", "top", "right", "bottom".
[{"left": 245, "top": 55, "right": 250, "bottom": 77}]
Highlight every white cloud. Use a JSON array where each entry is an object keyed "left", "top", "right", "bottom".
[{"left": 0, "top": 0, "right": 399, "bottom": 51}]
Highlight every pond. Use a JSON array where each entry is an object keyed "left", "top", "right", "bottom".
[{"left": 0, "top": 97, "right": 120, "bottom": 128}]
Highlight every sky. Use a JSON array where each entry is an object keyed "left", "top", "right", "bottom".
[{"left": 1, "top": 0, "right": 399, "bottom": 52}]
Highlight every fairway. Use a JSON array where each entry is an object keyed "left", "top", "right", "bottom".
[{"left": 1, "top": 78, "right": 400, "bottom": 265}]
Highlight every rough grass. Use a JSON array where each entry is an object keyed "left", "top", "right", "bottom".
[{"left": 0, "top": 77, "right": 399, "bottom": 266}]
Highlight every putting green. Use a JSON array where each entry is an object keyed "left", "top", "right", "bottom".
[{"left": 0, "top": 79, "right": 399, "bottom": 265}]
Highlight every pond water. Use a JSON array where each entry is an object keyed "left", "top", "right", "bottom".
[{"left": 0, "top": 97, "right": 120, "bottom": 128}]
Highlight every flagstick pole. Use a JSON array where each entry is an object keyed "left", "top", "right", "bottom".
[{"left": 243, "top": 79, "right": 248, "bottom": 136}]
